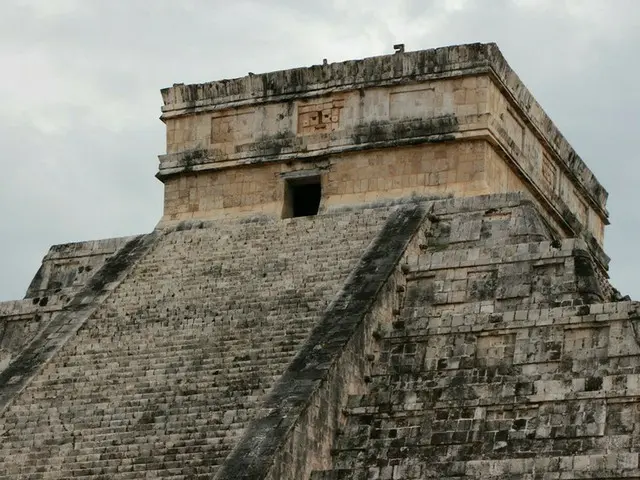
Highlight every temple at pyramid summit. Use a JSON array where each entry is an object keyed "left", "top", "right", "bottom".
[{"left": 1, "top": 42, "right": 639, "bottom": 479}]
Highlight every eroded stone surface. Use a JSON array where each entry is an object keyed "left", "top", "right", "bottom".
[{"left": 311, "top": 196, "right": 636, "bottom": 480}]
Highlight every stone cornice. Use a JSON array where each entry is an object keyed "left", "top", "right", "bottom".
[
  {"left": 160, "top": 65, "right": 493, "bottom": 117},
  {"left": 156, "top": 118, "right": 483, "bottom": 178}
]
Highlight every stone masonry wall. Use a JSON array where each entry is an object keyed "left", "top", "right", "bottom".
[
  {"left": 161, "top": 138, "right": 601, "bottom": 259},
  {"left": 312, "top": 194, "right": 634, "bottom": 479},
  {"left": 161, "top": 77, "right": 484, "bottom": 157},
  {"left": 160, "top": 44, "right": 605, "bottom": 213},
  {"left": 486, "top": 82, "right": 605, "bottom": 244}
]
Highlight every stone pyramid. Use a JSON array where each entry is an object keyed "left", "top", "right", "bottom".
[{"left": 1, "top": 43, "right": 634, "bottom": 479}]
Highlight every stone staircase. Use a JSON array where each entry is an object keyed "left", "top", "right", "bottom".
[
  {"left": 0, "top": 207, "right": 393, "bottom": 479},
  {"left": 312, "top": 196, "right": 640, "bottom": 479}
]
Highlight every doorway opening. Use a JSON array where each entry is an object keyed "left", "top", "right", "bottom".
[{"left": 283, "top": 175, "right": 321, "bottom": 218}]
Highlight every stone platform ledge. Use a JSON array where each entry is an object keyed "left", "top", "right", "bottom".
[
  {"left": 408, "top": 236, "right": 609, "bottom": 275},
  {"left": 348, "top": 392, "right": 640, "bottom": 414},
  {"left": 160, "top": 42, "right": 606, "bottom": 213},
  {"left": 423, "top": 193, "right": 610, "bottom": 271},
  {"left": 0, "top": 296, "right": 69, "bottom": 319},
  {"left": 400, "top": 300, "right": 640, "bottom": 335},
  {"left": 40, "top": 236, "right": 137, "bottom": 261},
  {"left": 459, "top": 454, "right": 639, "bottom": 477},
  {"left": 413, "top": 237, "right": 594, "bottom": 266}
]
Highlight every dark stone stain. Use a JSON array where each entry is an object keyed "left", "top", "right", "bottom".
[
  {"left": 468, "top": 270, "right": 498, "bottom": 301},
  {"left": 512, "top": 419, "right": 527, "bottom": 431},
  {"left": 405, "top": 280, "right": 435, "bottom": 305},
  {"left": 180, "top": 149, "right": 207, "bottom": 172},
  {"left": 585, "top": 376, "right": 603, "bottom": 391},
  {"left": 351, "top": 115, "right": 459, "bottom": 146},
  {"left": 574, "top": 253, "right": 594, "bottom": 277},
  {"left": 249, "top": 130, "right": 298, "bottom": 157},
  {"left": 573, "top": 250, "right": 603, "bottom": 303},
  {"left": 577, "top": 305, "right": 590, "bottom": 316}
]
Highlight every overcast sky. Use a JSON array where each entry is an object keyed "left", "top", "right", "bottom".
[{"left": 1, "top": 0, "right": 638, "bottom": 301}]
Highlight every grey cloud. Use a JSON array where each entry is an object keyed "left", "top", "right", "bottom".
[
  {"left": 1, "top": 0, "right": 639, "bottom": 300},
  {"left": 0, "top": 118, "right": 162, "bottom": 300}
]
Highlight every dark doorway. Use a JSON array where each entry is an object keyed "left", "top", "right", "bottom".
[{"left": 283, "top": 176, "right": 321, "bottom": 218}]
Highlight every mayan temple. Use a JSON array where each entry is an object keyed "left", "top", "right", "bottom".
[{"left": 1, "top": 42, "right": 638, "bottom": 479}]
